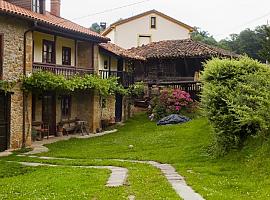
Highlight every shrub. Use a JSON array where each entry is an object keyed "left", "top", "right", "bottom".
[
  {"left": 128, "top": 81, "right": 145, "bottom": 98},
  {"left": 150, "top": 89, "right": 194, "bottom": 119},
  {"left": 201, "top": 57, "right": 270, "bottom": 155}
]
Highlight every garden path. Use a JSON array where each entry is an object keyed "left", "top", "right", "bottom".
[{"left": 7, "top": 129, "right": 205, "bottom": 200}]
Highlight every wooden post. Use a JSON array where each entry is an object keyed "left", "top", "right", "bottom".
[
  {"left": 54, "top": 35, "right": 57, "bottom": 64},
  {"left": 109, "top": 56, "right": 111, "bottom": 77},
  {"left": 75, "top": 40, "right": 77, "bottom": 68}
]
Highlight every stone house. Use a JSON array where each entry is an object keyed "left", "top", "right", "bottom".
[
  {"left": 102, "top": 10, "right": 194, "bottom": 49},
  {"left": 0, "top": 0, "right": 124, "bottom": 152}
]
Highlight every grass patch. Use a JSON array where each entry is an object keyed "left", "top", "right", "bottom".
[{"left": 1, "top": 113, "right": 270, "bottom": 199}]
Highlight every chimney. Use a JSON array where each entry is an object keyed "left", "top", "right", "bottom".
[{"left": 51, "top": 0, "right": 61, "bottom": 17}]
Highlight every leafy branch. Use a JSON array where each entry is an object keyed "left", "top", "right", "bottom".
[
  {"left": 22, "top": 71, "right": 127, "bottom": 97},
  {"left": 0, "top": 80, "right": 16, "bottom": 93}
]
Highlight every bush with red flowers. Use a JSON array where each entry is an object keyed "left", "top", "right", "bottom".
[{"left": 150, "top": 89, "right": 195, "bottom": 119}]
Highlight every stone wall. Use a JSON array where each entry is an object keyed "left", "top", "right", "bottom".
[
  {"left": 33, "top": 92, "right": 95, "bottom": 132},
  {"left": 122, "top": 97, "right": 135, "bottom": 121},
  {"left": 101, "top": 95, "right": 116, "bottom": 123},
  {"left": 0, "top": 15, "right": 32, "bottom": 149}
]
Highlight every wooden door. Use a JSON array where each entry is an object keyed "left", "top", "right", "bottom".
[
  {"left": 117, "top": 59, "right": 124, "bottom": 84},
  {"left": 115, "top": 94, "right": 123, "bottom": 122},
  {"left": 42, "top": 94, "right": 56, "bottom": 135},
  {"left": 0, "top": 34, "right": 3, "bottom": 79},
  {"left": 0, "top": 93, "right": 10, "bottom": 152}
]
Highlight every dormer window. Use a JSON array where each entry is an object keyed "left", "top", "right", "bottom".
[
  {"left": 32, "top": 0, "right": 44, "bottom": 14},
  {"left": 151, "top": 17, "right": 156, "bottom": 29}
]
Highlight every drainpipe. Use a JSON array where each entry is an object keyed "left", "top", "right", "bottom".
[{"left": 22, "top": 22, "right": 37, "bottom": 148}]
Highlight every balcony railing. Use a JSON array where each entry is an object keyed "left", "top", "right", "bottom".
[
  {"left": 33, "top": 63, "right": 94, "bottom": 78},
  {"left": 99, "top": 70, "right": 134, "bottom": 88}
]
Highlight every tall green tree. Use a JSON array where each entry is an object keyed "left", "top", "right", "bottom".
[
  {"left": 259, "top": 26, "right": 270, "bottom": 63},
  {"left": 219, "top": 26, "right": 267, "bottom": 62}
]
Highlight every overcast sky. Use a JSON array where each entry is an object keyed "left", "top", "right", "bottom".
[{"left": 48, "top": 0, "right": 270, "bottom": 41}]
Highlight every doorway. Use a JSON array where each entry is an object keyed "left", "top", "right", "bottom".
[
  {"left": 0, "top": 93, "right": 10, "bottom": 152},
  {"left": 115, "top": 94, "right": 123, "bottom": 122},
  {"left": 42, "top": 94, "right": 56, "bottom": 135}
]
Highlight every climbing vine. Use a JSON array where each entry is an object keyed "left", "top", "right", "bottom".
[
  {"left": 22, "top": 71, "right": 127, "bottom": 97},
  {"left": 0, "top": 80, "right": 16, "bottom": 93}
]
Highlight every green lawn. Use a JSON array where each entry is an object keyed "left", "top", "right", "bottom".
[{"left": 1, "top": 114, "right": 270, "bottom": 199}]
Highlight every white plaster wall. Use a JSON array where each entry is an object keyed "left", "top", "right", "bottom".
[
  {"left": 98, "top": 53, "right": 118, "bottom": 71},
  {"left": 105, "top": 13, "right": 191, "bottom": 49},
  {"left": 33, "top": 32, "right": 75, "bottom": 66},
  {"left": 106, "top": 29, "right": 115, "bottom": 43}
]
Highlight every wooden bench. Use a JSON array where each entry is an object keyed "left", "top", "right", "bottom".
[{"left": 58, "top": 119, "right": 80, "bottom": 136}]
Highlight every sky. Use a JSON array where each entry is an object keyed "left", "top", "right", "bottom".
[{"left": 47, "top": 0, "right": 270, "bottom": 41}]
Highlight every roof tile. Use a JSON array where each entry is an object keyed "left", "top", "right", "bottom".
[
  {"left": 99, "top": 42, "right": 145, "bottom": 60},
  {"left": 129, "top": 39, "right": 239, "bottom": 59},
  {"left": 0, "top": 1, "right": 108, "bottom": 42}
]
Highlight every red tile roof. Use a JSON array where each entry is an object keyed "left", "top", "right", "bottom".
[
  {"left": 0, "top": 0, "right": 109, "bottom": 42},
  {"left": 129, "top": 39, "right": 239, "bottom": 59},
  {"left": 99, "top": 43, "right": 145, "bottom": 60}
]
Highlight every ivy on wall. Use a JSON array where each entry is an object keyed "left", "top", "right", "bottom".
[{"left": 22, "top": 71, "right": 127, "bottom": 97}]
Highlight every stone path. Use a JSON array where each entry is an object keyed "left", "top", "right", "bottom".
[
  {"left": 2, "top": 128, "right": 205, "bottom": 199},
  {"left": 17, "top": 155, "right": 205, "bottom": 200},
  {"left": 24, "top": 129, "right": 118, "bottom": 155},
  {"left": 0, "top": 151, "right": 12, "bottom": 157},
  {"left": 8, "top": 161, "right": 128, "bottom": 187},
  {"left": 149, "top": 161, "right": 204, "bottom": 200},
  {"left": 114, "top": 159, "right": 205, "bottom": 200}
]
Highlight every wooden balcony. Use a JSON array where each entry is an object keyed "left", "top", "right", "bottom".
[
  {"left": 99, "top": 70, "right": 134, "bottom": 88},
  {"left": 33, "top": 63, "right": 95, "bottom": 78}
]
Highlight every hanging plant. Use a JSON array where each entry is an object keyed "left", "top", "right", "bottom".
[{"left": 21, "top": 71, "right": 127, "bottom": 97}]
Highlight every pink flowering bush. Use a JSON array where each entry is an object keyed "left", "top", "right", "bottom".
[{"left": 151, "top": 89, "right": 195, "bottom": 119}]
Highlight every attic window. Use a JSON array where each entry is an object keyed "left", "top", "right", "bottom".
[
  {"left": 32, "top": 0, "right": 44, "bottom": 14},
  {"left": 151, "top": 17, "right": 156, "bottom": 29}
]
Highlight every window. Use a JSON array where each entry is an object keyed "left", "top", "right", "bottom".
[
  {"left": 32, "top": 0, "right": 43, "bottom": 13},
  {"left": 62, "top": 47, "right": 71, "bottom": 65},
  {"left": 104, "top": 60, "right": 108, "bottom": 69},
  {"left": 151, "top": 17, "right": 156, "bottom": 29},
  {"left": 61, "top": 96, "right": 71, "bottom": 119},
  {"left": 138, "top": 35, "right": 151, "bottom": 46},
  {"left": 42, "top": 40, "right": 55, "bottom": 64},
  {"left": 0, "top": 34, "right": 3, "bottom": 79}
]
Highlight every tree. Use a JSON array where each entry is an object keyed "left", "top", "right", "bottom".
[
  {"left": 259, "top": 26, "right": 270, "bottom": 63},
  {"left": 219, "top": 26, "right": 267, "bottom": 62},
  {"left": 90, "top": 23, "right": 101, "bottom": 33},
  {"left": 191, "top": 27, "right": 219, "bottom": 46}
]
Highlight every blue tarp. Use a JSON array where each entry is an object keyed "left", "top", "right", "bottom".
[{"left": 157, "top": 114, "right": 191, "bottom": 126}]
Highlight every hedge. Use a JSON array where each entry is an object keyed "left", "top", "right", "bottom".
[{"left": 201, "top": 57, "right": 270, "bottom": 154}]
